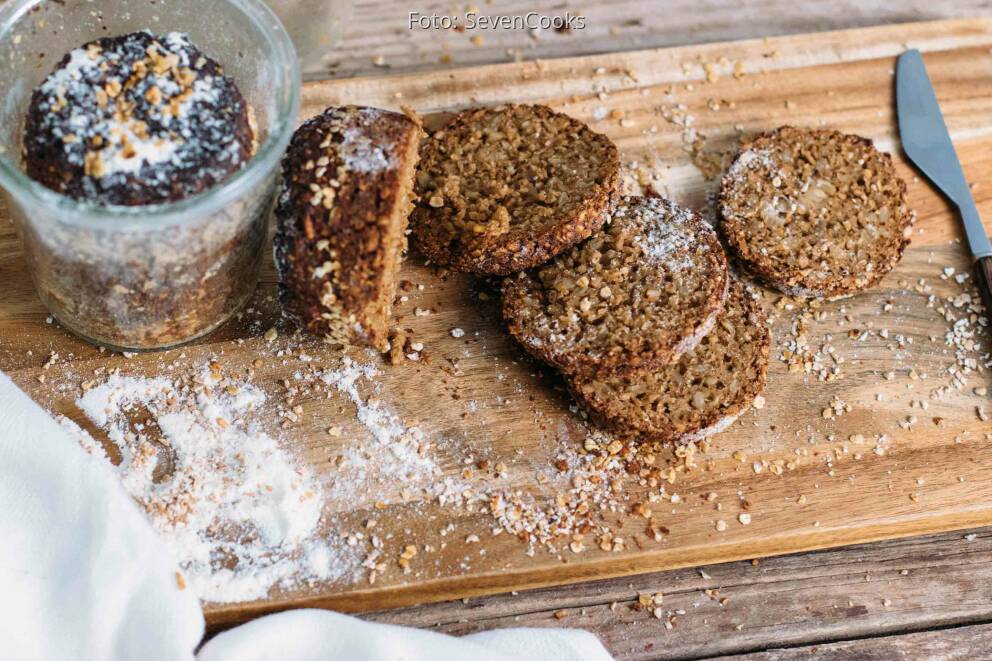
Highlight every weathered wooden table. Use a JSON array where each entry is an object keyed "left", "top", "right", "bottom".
[{"left": 308, "top": 2, "right": 992, "bottom": 658}]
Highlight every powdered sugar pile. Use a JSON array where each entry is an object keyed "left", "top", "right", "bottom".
[{"left": 59, "top": 363, "right": 358, "bottom": 603}]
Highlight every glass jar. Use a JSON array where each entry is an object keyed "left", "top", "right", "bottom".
[
  {"left": 0, "top": 0, "right": 301, "bottom": 350},
  {"left": 265, "top": 0, "right": 354, "bottom": 72}
]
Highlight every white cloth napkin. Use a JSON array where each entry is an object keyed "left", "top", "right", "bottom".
[{"left": 0, "top": 371, "right": 612, "bottom": 661}]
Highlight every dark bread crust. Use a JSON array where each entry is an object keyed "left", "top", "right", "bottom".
[
  {"left": 411, "top": 104, "right": 621, "bottom": 276},
  {"left": 274, "top": 106, "right": 423, "bottom": 351},
  {"left": 502, "top": 195, "right": 729, "bottom": 380},
  {"left": 569, "top": 279, "right": 770, "bottom": 443},
  {"left": 719, "top": 126, "right": 913, "bottom": 298},
  {"left": 24, "top": 31, "right": 252, "bottom": 206}
]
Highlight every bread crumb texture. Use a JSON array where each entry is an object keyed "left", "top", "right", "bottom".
[
  {"left": 411, "top": 104, "right": 621, "bottom": 275},
  {"left": 569, "top": 279, "right": 770, "bottom": 442},
  {"left": 720, "top": 126, "right": 913, "bottom": 297},
  {"left": 503, "top": 195, "right": 728, "bottom": 379}
]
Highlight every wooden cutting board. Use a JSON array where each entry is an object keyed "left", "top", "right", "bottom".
[{"left": 2, "top": 18, "right": 992, "bottom": 628}]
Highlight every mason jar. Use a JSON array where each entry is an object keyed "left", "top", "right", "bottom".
[{"left": 0, "top": 0, "right": 301, "bottom": 350}]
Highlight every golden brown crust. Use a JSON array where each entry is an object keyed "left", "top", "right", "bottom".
[
  {"left": 569, "top": 279, "right": 770, "bottom": 443},
  {"left": 411, "top": 104, "right": 621, "bottom": 276},
  {"left": 719, "top": 126, "right": 913, "bottom": 298},
  {"left": 502, "top": 195, "right": 729, "bottom": 379},
  {"left": 274, "top": 106, "right": 423, "bottom": 351}
]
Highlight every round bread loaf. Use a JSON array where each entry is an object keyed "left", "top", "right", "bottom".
[
  {"left": 502, "top": 195, "right": 729, "bottom": 379},
  {"left": 274, "top": 106, "right": 423, "bottom": 351},
  {"left": 24, "top": 30, "right": 253, "bottom": 206},
  {"left": 719, "top": 126, "right": 913, "bottom": 297},
  {"left": 569, "top": 278, "right": 770, "bottom": 443},
  {"left": 411, "top": 104, "right": 621, "bottom": 275}
]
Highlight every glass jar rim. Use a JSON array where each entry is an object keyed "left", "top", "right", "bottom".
[{"left": 0, "top": 0, "right": 301, "bottom": 230}]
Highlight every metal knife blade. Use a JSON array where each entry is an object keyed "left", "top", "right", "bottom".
[{"left": 896, "top": 49, "right": 992, "bottom": 259}]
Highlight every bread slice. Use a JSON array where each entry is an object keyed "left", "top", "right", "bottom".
[
  {"left": 719, "top": 126, "right": 913, "bottom": 298},
  {"left": 274, "top": 106, "right": 423, "bottom": 351},
  {"left": 411, "top": 104, "right": 621, "bottom": 276},
  {"left": 502, "top": 195, "right": 729, "bottom": 379},
  {"left": 568, "top": 278, "right": 770, "bottom": 442}
]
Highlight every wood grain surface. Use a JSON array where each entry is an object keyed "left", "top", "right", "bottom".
[
  {"left": 2, "top": 18, "right": 991, "bottom": 631},
  {"left": 365, "top": 527, "right": 992, "bottom": 659},
  {"left": 728, "top": 623, "right": 992, "bottom": 661},
  {"left": 316, "top": 0, "right": 992, "bottom": 80}
]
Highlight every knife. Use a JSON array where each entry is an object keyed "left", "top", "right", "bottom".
[{"left": 896, "top": 48, "right": 992, "bottom": 319}]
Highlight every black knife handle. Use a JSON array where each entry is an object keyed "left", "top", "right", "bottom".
[{"left": 976, "top": 255, "right": 992, "bottom": 321}]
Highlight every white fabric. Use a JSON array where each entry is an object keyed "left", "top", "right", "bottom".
[
  {"left": 0, "top": 371, "right": 612, "bottom": 661},
  {"left": 198, "top": 611, "right": 609, "bottom": 661},
  {"left": 0, "top": 372, "right": 204, "bottom": 661}
]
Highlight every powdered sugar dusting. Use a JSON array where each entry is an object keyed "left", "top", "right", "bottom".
[
  {"left": 316, "top": 357, "right": 440, "bottom": 506},
  {"left": 59, "top": 364, "right": 359, "bottom": 603},
  {"left": 339, "top": 126, "right": 392, "bottom": 173},
  {"left": 727, "top": 147, "right": 777, "bottom": 179},
  {"left": 620, "top": 196, "right": 704, "bottom": 270},
  {"left": 333, "top": 107, "right": 400, "bottom": 173}
]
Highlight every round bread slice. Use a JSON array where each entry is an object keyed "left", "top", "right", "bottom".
[
  {"left": 502, "top": 195, "right": 729, "bottom": 379},
  {"left": 411, "top": 104, "right": 621, "bottom": 275},
  {"left": 719, "top": 126, "right": 913, "bottom": 298},
  {"left": 568, "top": 278, "right": 770, "bottom": 443},
  {"left": 274, "top": 106, "right": 423, "bottom": 351}
]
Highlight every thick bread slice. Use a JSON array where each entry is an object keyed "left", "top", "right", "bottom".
[
  {"left": 502, "top": 195, "right": 729, "bottom": 379},
  {"left": 569, "top": 278, "right": 770, "bottom": 443},
  {"left": 719, "top": 126, "right": 913, "bottom": 298},
  {"left": 411, "top": 104, "right": 621, "bottom": 276}
]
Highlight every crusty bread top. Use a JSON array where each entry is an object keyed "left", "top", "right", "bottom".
[
  {"left": 411, "top": 104, "right": 620, "bottom": 276},
  {"left": 274, "top": 105, "right": 422, "bottom": 350},
  {"left": 719, "top": 126, "right": 913, "bottom": 298},
  {"left": 503, "top": 195, "right": 729, "bottom": 379},
  {"left": 24, "top": 30, "right": 253, "bottom": 206}
]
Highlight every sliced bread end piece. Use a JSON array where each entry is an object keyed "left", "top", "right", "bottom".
[{"left": 275, "top": 105, "right": 423, "bottom": 351}]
